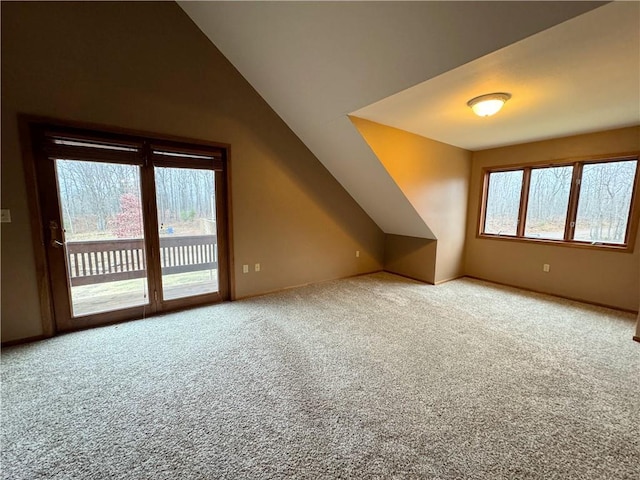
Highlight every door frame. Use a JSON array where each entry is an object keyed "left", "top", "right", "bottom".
[{"left": 18, "top": 114, "right": 235, "bottom": 336}]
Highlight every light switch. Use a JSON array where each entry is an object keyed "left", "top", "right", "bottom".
[{"left": 0, "top": 209, "right": 11, "bottom": 223}]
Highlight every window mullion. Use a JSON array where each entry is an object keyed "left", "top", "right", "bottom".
[
  {"left": 564, "top": 162, "right": 583, "bottom": 241},
  {"left": 479, "top": 170, "right": 490, "bottom": 235},
  {"left": 139, "top": 141, "right": 161, "bottom": 312},
  {"left": 517, "top": 168, "right": 531, "bottom": 237}
]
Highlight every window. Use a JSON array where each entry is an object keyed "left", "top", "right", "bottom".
[
  {"left": 524, "top": 166, "right": 572, "bottom": 240},
  {"left": 479, "top": 155, "right": 639, "bottom": 250},
  {"left": 484, "top": 170, "right": 522, "bottom": 236},
  {"left": 574, "top": 160, "right": 637, "bottom": 244}
]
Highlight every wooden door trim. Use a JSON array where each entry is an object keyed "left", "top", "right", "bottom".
[
  {"left": 18, "top": 114, "right": 234, "bottom": 336},
  {"left": 21, "top": 114, "right": 231, "bottom": 151},
  {"left": 214, "top": 168, "right": 231, "bottom": 301},
  {"left": 18, "top": 117, "right": 55, "bottom": 337},
  {"left": 140, "top": 142, "right": 162, "bottom": 314},
  {"left": 225, "top": 146, "right": 236, "bottom": 301},
  {"left": 31, "top": 130, "right": 75, "bottom": 330}
]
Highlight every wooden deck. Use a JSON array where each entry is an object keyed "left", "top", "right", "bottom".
[
  {"left": 64, "top": 236, "right": 220, "bottom": 318},
  {"left": 71, "top": 280, "right": 218, "bottom": 317}
]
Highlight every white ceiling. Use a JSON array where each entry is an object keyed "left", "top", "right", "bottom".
[
  {"left": 179, "top": 1, "right": 630, "bottom": 237},
  {"left": 353, "top": 1, "right": 640, "bottom": 151}
]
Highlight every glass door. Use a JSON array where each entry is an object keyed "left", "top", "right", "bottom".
[
  {"left": 56, "top": 159, "right": 149, "bottom": 317},
  {"left": 155, "top": 167, "right": 218, "bottom": 301},
  {"left": 30, "top": 123, "right": 230, "bottom": 333},
  {"left": 149, "top": 144, "right": 229, "bottom": 306}
]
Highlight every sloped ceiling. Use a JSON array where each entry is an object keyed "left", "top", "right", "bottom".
[{"left": 178, "top": 1, "right": 613, "bottom": 238}]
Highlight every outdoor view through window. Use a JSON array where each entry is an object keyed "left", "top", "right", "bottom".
[
  {"left": 484, "top": 170, "right": 523, "bottom": 236},
  {"left": 574, "top": 160, "right": 637, "bottom": 243},
  {"left": 524, "top": 166, "right": 572, "bottom": 240},
  {"left": 481, "top": 157, "right": 638, "bottom": 247}
]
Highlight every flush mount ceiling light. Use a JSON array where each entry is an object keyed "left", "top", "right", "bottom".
[{"left": 467, "top": 92, "right": 512, "bottom": 117}]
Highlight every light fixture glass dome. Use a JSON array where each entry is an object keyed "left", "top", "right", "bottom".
[{"left": 467, "top": 93, "right": 511, "bottom": 117}]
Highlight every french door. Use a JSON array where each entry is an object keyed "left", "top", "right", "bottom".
[{"left": 29, "top": 121, "right": 230, "bottom": 332}]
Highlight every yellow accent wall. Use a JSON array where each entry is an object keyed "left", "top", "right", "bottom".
[{"left": 351, "top": 117, "right": 471, "bottom": 284}]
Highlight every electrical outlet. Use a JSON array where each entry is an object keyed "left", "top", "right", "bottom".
[
  {"left": 355, "top": 250, "right": 360, "bottom": 258},
  {"left": 0, "top": 209, "right": 11, "bottom": 223},
  {"left": 242, "top": 264, "right": 249, "bottom": 274},
  {"left": 543, "top": 264, "right": 550, "bottom": 273},
  {"left": 255, "top": 263, "right": 261, "bottom": 272}
]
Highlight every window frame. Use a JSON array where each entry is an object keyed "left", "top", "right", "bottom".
[{"left": 477, "top": 153, "right": 640, "bottom": 252}]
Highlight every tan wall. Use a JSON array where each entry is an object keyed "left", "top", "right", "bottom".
[
  {"left": 384, "top": 235, "right": 437, "bottom": 284},
  {"left": 636, "top": 280, "right": 640, "bottom": 338},
  {"left": 351, "top": 117, "right": 471, "bottom": 283},
  {"left": 0, "top": 2, "right": 384, "bottom": 343},
  {"left": 465, "top": 127, "right": 640, "bottom": 311}
]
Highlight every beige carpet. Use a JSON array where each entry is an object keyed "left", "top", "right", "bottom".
[{"left": 2, "top": 273, "right": 638, "bottom": 479}]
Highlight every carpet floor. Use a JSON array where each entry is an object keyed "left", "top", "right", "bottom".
[{"left": 1, "top": 273, "right": 639, "bottom": 479}]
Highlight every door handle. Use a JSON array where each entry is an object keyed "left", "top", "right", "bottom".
[{"left": 49, "top": 221, "right": 64, "bottom": 248}]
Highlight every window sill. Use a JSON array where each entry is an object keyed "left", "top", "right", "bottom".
[{"left": 476, "top": 233, "right": 633, "bottom": 253}]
